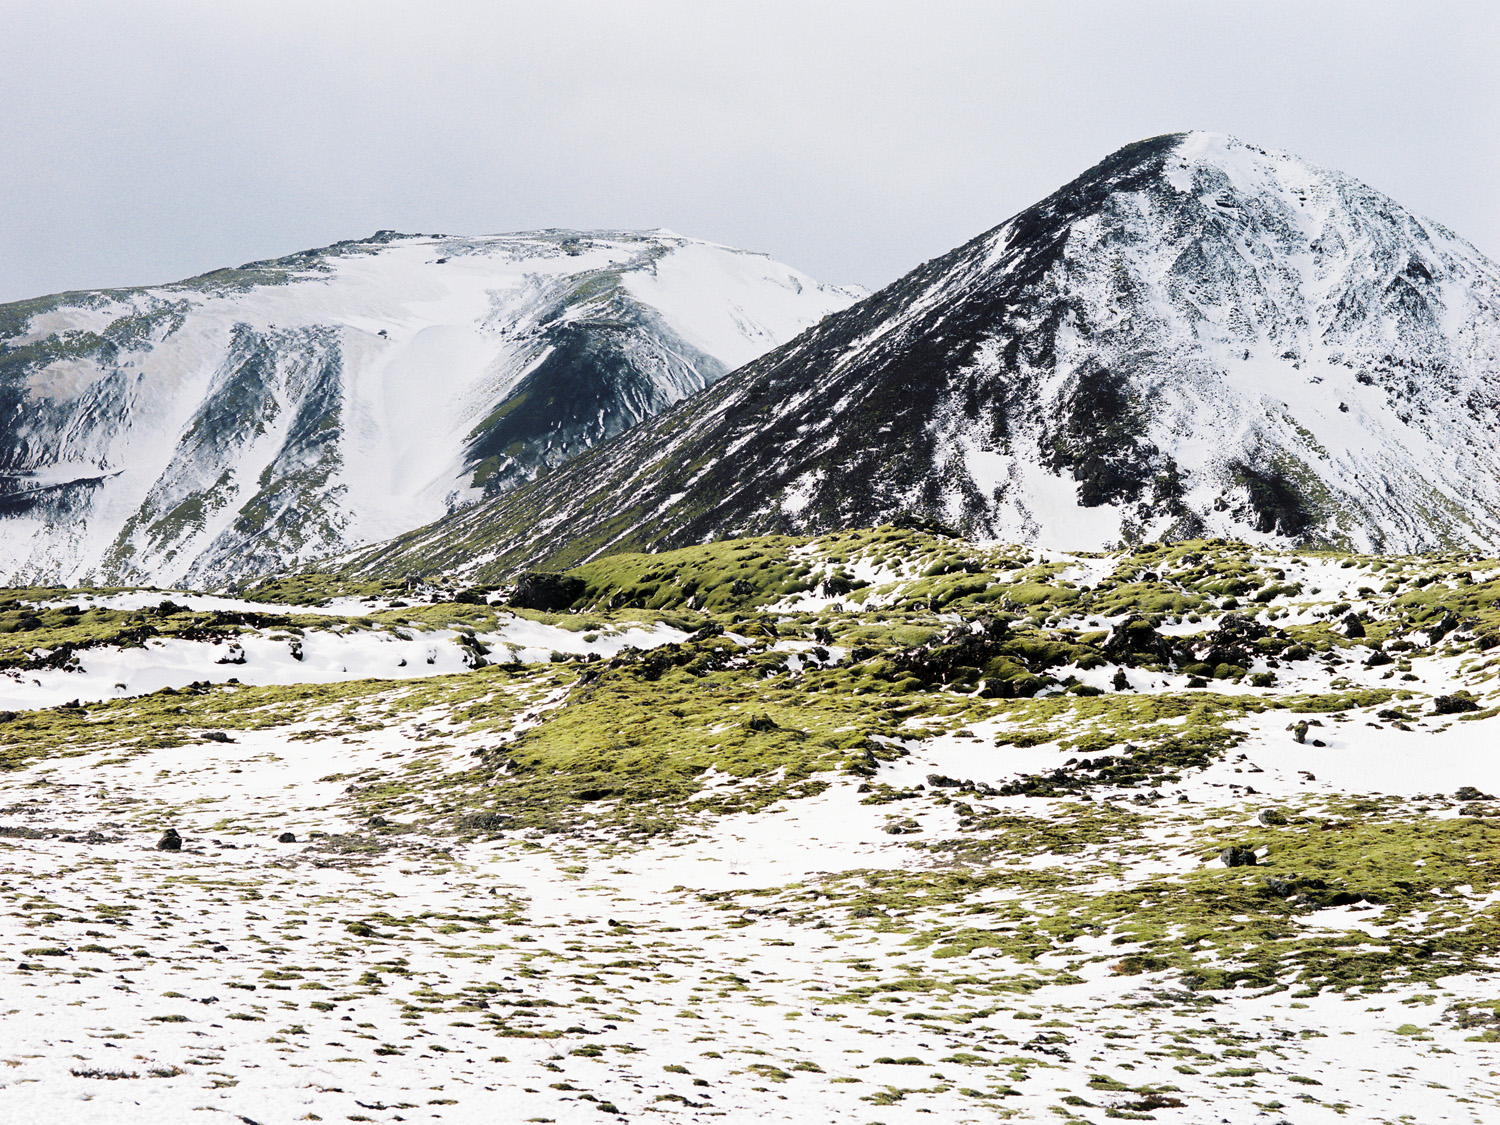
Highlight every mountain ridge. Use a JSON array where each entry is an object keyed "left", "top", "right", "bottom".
[
  {"left": 0, "top": 228, "right": 860, "bottom": 587},
  {"left": 342, "top": 131, "right": 1500, "bottom": 582}
]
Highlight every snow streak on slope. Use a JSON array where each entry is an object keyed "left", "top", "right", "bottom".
[
  {"left": 0, "top": 230, "right": 860, "bottom": 588},
  {"left": 347, "top": 133, "right": 1500, "bottom": 581}
]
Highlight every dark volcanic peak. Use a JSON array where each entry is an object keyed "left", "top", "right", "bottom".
[{"left": 349, "top": 131, "right": 1500, "bottom": 581}]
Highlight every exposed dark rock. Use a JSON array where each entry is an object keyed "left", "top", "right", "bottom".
[
  {"left": 1433, "top": 693, "right": 1481, "bottom": 715},
  {"left": 1218, "top": 846, "right": 1257, "bottom": 867},
  {"left": 1193, "top": 613, "right": 1273, "bottom": 671},
  {"left": 277, "top": 831, "right": 297, "bottom": 843},
  {"left": 156, "top": 828, "right": 182, "bottom": 851},
  {"left": 1257, "top": 808, "right": 1289, "bottom": 826},
  {"left": 0, "top": 824, "right": 50, "bottom": 839},
  {"left": 1103, "top": 615, "right": 1173, "bottom": 664},
  {"left": 509, "top": 572, "right": 586, "bottom": 612}
]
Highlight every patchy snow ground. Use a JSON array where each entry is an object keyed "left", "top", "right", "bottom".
[
  {"left": 4, "top": 550, "right": 1500, "bottom": 1123},
  {"left": 0, "top": 606, "right": 688, "bottom": 711}
]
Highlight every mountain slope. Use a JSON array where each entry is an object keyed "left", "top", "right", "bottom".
[
  {"left": 346, "top": 132, "right": 1500, "bottom": 581},
  {"left": 0, "top": 230, "right": 860, "bottom": 587}
]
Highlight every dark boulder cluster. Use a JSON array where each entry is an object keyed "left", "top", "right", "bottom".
[
  {"left": 1103, "top": 614, "right": 1174, "bottom": 664},
  {"left": 508, "top": 572, "right": 586, "bottom": 612}
]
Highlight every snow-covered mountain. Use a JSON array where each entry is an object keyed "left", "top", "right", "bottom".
[
  {"left": 0, "top": 229, "right": 860, "bottom": 587},
  {"left": 348, "top": 132, "right": 1500, "bottom": 580}
]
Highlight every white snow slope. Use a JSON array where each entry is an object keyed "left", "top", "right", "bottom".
[{"left": 0, "top": 230, "right": 860, "bottom": 588}]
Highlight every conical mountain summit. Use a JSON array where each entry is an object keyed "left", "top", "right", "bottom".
[{"left": 350, "top": 131, "right": 1500, "bottom": 581}]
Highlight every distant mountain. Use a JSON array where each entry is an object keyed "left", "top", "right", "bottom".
[
  {"left": 346, "top": 132, "right": 1500, "bottom": 581},
  {"left": 0, "top": 229, "right": 860, "bottom": 587}
]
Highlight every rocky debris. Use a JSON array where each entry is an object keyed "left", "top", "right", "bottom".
[
  {"left": 1426, "top": 612, "right": 1461, "bottom": 643},
  {"left": 1111, "top": 668, "right": 1130, "bottom": 691},
  {"left": 1342, "top": 613, "right": 1367, "bottom": 639},
  {"left": 1257, "top": 808, "right": 1289, "bottom": 826},
  {"left": 368, "top": 815, "right": 390, "bottom": 827},
  {"left": 277, "top": 831, "right": 297, "bottom": 843},
  {"left": 1454, "top": 787, "right": 1495, "bottom": 802},
  {"left": 156, "top": 828, "right": 182, "bottom": 851},
  {"left": 887, "top": 615, "right": 1044, "bottom": 696},
  {"left": 457, "top": 812, "right": 512, "bottom": 833},
  {"left": 1433, "top": 693, "right": 1482, "bottom": 715},
  {"left": 1103, "top": 615, "right": 1174, "bottom": 664},
  {"left": 59, "top": 830, "right": 117, "bottom": 843},
  {"left": 883, "top": 818, "right": 921, "bottom": 835},
  {"left": 0, "top": 824, "right": 51, "bottom": 839},
  {"left": 509, "top": 572, "right": 586, "bottom": 612},
  {"left": 925, "top": 773, "right": 964, "bottom": 788},
  {"left": 1292, "top": 720, "right": 1309, "bottom": 744},
  {"left": 1218, "top": 846, "right": 1257, "bottom": 867},
  {"left": 215, "top": 642, "right": 246, "bottom": 665},
  {"left": 202, "top": 730, "right": 234, "bottom": 743},
  {"left": 1193, "top": 613, "right": 1274, "bottom": 671}
]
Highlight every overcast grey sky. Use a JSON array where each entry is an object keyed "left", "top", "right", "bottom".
[{"left": 2, "top": 1, "right": 1496, "bottom": 303}]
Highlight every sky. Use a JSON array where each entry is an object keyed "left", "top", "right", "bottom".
[{"left": 1, "top": 0, "right": 1497, "bottom": 303}]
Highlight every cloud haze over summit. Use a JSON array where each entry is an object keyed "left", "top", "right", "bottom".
[{"left": 1, "top": 0, "right": 1496, "bottom": 302}]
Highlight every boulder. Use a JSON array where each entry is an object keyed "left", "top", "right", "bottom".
[
  {"left": 1218, "top": 846, "right": 1257, "bottom": 867},
  {"left": 508, "top": 572, "right": 586, "bottom": 612},
  {"left": 156, "top": 828, "right": 182, "bottom": 851},
  {"left": 1433, "top": 693, "right": 1481, "bottom": 715}
]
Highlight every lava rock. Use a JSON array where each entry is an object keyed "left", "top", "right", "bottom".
[
  {"left": 156, "top": 828, "right": 182, "bottom": 851},
  {"left": 1218, "top": 846, "right": 1257, "bottom": 867},
  {"left": 1433, "top": 693, "right": 1481, "bottom": 715},
  {"left": 508, "top": 572, "right": 586, "bottom": 612},
  {"left": 277, "top": 831, "right": 297, "bottom": 843}
]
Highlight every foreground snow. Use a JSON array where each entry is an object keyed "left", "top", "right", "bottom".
[
  {"left": 2, "top": 694, "right": 1497, "bottom": 1123},
  {"left": 4, "top": 539, "right": 1500, "bottom": 1123}
]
